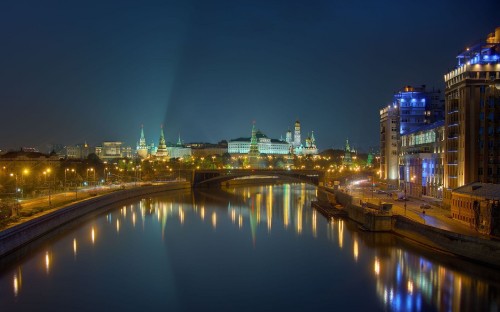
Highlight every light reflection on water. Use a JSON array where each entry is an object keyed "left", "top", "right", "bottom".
[{"left": 0, "top": 183, "right": 499, "bottom": 311}]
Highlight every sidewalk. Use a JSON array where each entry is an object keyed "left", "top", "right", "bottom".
[{"left": 349, "top": 188, "right": 487, "bottom": 239}]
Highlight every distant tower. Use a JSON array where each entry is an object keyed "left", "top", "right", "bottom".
[
  {"left": 285, "top": 129, "right": 292, "bottom": 144},
  {"left": 343, "top": 138, "right": 352, "bottom": 167},
  {"left": 248, "top": 122, "right": 260, "bottom": 168},
  {"left": 136, "top": 125, "right": 148, "bottom": 159},
  {"left": 176, "top": 133, "right": 183, "bottom": 146},
  {"left": 310, "top": 131, "right": 316, "bottom": 147},
  {"left": 294, "top": 120, "right": 301, "bottom": 147},
  {"left": 156, "top": 125, "right": 169, "bottom": 158}
]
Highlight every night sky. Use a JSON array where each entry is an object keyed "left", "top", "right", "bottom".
[{"left": 0, "top": 0, "right": 499, "bottom": 153}]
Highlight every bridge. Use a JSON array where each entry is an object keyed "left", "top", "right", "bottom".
[{"left": 191, "top": 169, "right": 324, "bottom": 188}]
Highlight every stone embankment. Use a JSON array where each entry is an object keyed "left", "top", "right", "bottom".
[
  {"left": 0, "top": 182, "right": 190, "bottom": 257},
  {"left": 317, "top": 187, "right": 500, "bottom": 267}
]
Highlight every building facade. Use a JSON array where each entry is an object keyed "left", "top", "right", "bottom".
[
  {"left": 400, "top": 121, "right": 445, "bottom": 199},
  {"left": 380, "top": 85, "right": 444, "bottom": 192},
  {"left": 380, "top": 104, "right": 400, "bottom": 187},
  {"left": 96, "top": 142, "right": 132, "bottom": 160},
  {"left": 451, "top": 183, "right": 500, "bottom": 235},
  {"left": 443, "top": 27, "right": 500, "bottom": 206}
]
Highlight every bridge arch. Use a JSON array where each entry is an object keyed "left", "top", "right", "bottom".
[{"left": 192, "top": 169, "right": 323, "bottom": 188}]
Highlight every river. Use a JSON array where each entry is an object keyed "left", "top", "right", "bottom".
[{"left": 0, "top": 183, "right": 499, "bottom": 311}]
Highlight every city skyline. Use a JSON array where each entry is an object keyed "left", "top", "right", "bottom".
[{"left": 0, "top": 0, "right": 499, "bottom": 151}]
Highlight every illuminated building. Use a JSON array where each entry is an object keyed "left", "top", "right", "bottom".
[
  {"left": 443, "top": 27, "right": 500, "bottom": 206},
  {"left": 380, "top": 85, "right": 444, "bottom": 190},
  {"left": 380, "top": 104, "right": 399, "bottom": 187},
  {"left": 400, "top": 121, "right": 445, "bottom": 199},
  {"left": 228, "top": 124, "right": 290, "bottom": 155},
  {"left": 65, "top": 142, "right": 94, "bottom": 159},
  {"left": 342, "top": 138, "right": 353, "bottom": 168},
  {"left": 187, "top": 142, "right": 227, "bottom": 157},
  {"left": 96, "top": 142, "right": 132, "bottom": 160},
  {"left": 155, "top": 125, "right": 169, "bottom": 158},
  {"left": 228, "top": 120, "right": 318, "bottom": 156}
]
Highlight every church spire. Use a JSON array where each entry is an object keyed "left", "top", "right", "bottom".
[
  {"left": 177, "top": 133, "right": 182, "bottom": 146},
  {"left": 156, "top": 124, "right": 168, "bottom": 157},
  {"left": 136, "top": 124, "right": 149, "bottom": 159}
]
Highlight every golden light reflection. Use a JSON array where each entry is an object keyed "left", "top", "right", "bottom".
[
  {"left": 91, "top": 227, "right": 95, "bottom": 244},
  {"left": 266, "top": 187, "right": 273, "bottom": 232},
  {"left": 283, "top": 185, "right": 290, "bottom": 228},
  {"left": 201, "top": 206, "right": 205, "bottom": 221},
  {"left": 73, "top": 238, "right": 77, "bottom": 257},
  {"left": 256, "top": 193, "right": 261, "bottom": 224},
  {"left": 212, "top": 212, "right": 217, "bottom": 229},
  {"left": 407, "top": 280, "right": 414, "bottom": 294},
  {"left": 312, "top": 209, "right": 317, "bottom": 237},
  {"left": 116, "top": 219, "right": 120, "bottom": 233},
  {"left": 231, "top": 209, "right": 236, "bottom": 224},
  {"left": 13, "top": 268, "right": 22, "bottom": 297},
  {"left": 295, "top": 205, "right": 302, "bottom": 235},
  {"left": 238, "top": 214, "right": 243, "bottom": 229},
  {"left": 179, "top": 208, "right": 184, "bottom": 224},
  {"left": 45, "top": 251, "right": 50, "bottom": 274},
  {"left": 338, "top": 220, "right": 344, "bottom": 249},
  {"left": 353, "top": 238, "right": 359, "bottom": 262},
  {"left": 132, "top": 212, "right": 136, "bottom": 227},
  {"left": 374, "top": 257, "right": 380, "bottom": 276}
]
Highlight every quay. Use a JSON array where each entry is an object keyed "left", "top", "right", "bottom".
[{"left": 317, "top": 187, "right": 500, "bottom": 267}]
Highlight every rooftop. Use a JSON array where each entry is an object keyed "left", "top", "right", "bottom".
[{"left": 453, "top": 182, "right": 500, "bottom": 200}]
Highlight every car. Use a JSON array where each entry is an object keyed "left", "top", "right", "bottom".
[{"left": 420, "top": 203, "right": 432, "bottom": 209}]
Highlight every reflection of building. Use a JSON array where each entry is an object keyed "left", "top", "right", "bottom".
[
  {"left": 451, "top": 183, "right": 500, "bottom": 234},
  {"left": 443, "top": 27, "right": 500, "bottom": 206},
  {"left": 400, "top": 121, "right": 445, "bottom": 199}
]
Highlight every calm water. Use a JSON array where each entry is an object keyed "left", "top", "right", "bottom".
[{"left": 0, "top": 183, "right": 499, "bottom": 312}]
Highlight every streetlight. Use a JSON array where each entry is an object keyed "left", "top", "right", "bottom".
[
  {"left": 86, "top": 168, "right": 94, "bottom": 186},
  {"left": 43, "top": 168, "right": 52, "bottom": 207},
  {"left": 178, "top": 157, "right": 183, "bottom": 180},
  {"left": 64, "top": 168, "right": 74, "bottom": 189}
]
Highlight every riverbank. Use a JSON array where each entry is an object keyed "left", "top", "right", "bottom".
[
  {"left": 0, "top": 182, "right": 190, "bottom": 257},
  {"left": 317, "top": 188, "right": 500, "bottom": 267}
]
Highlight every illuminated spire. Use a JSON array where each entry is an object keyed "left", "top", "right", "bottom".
[
  {"left": 177, "top": 133, "right": 182, "bottom": 146},
  {"left": 136, "top": 124, "right": 148, "bottom": 159},
  {"left": 156, "top": 124, "right": 168, "bottom": 157}
]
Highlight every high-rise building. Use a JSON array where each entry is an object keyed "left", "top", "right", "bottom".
[
  {"left": 380, "top": 104, "right": 400, "bottom": 187},
  {"left": 380, "top": 85, "right": 444, "bottom": 190},
  {"left": 443, "top": 27, "right": 500, "bottom": 206}
]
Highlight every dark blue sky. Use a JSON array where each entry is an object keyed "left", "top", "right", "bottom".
[{"left": 0, "top": 0, "right": 499, "bottom": 152}]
